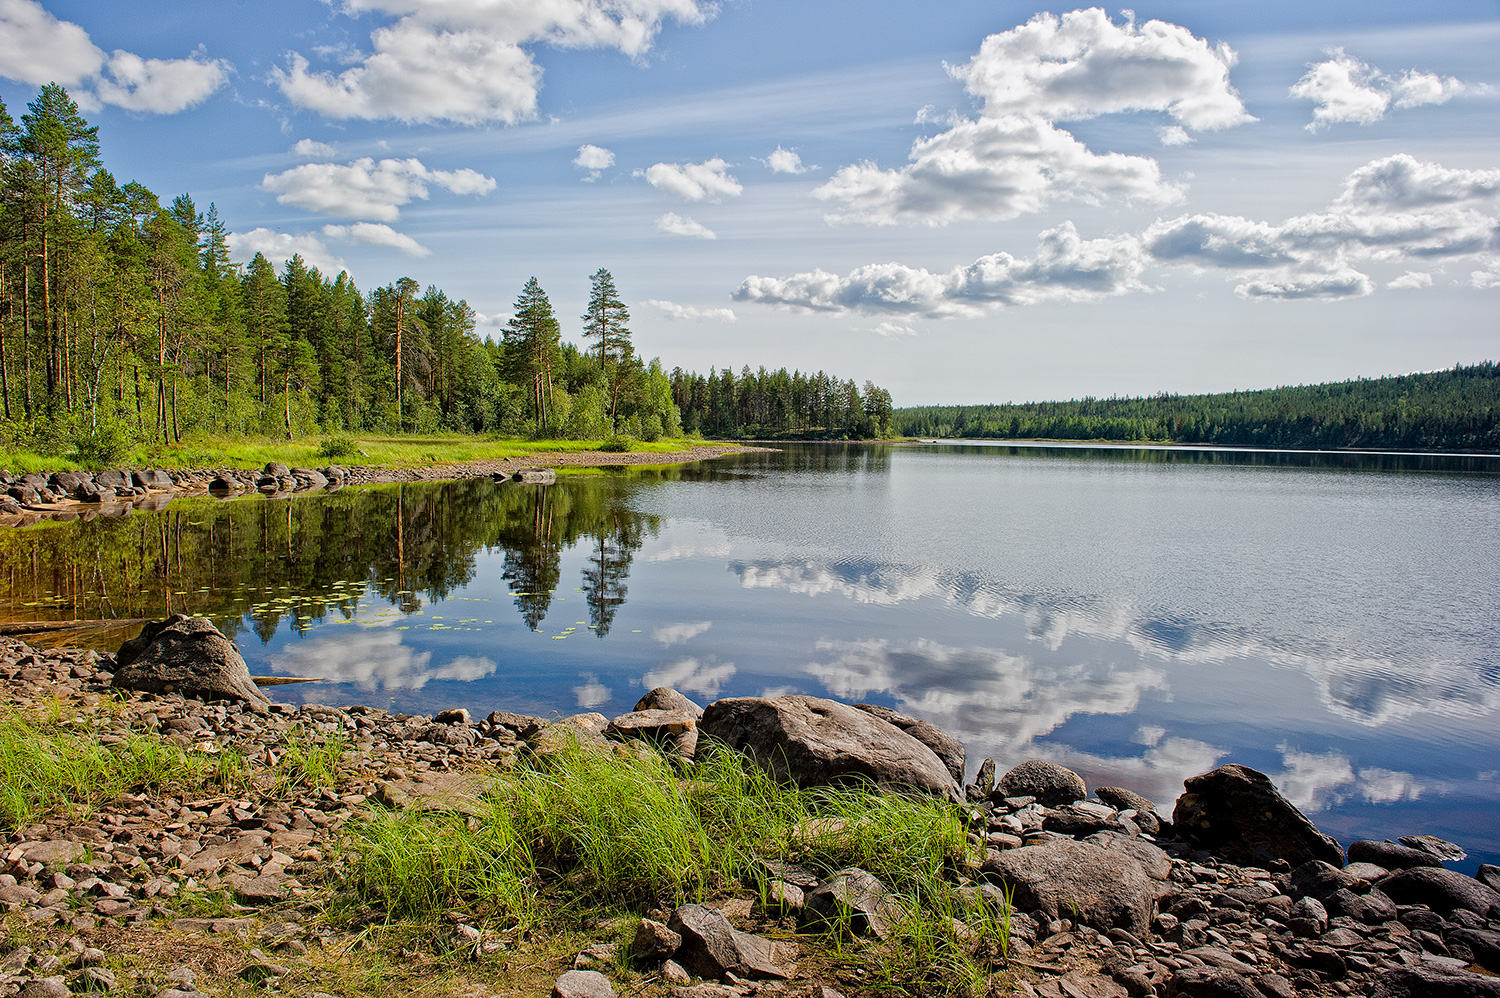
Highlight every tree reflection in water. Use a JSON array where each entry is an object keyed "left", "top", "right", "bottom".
[{"left": 0, "top": 474, "right": 660, "bottom": 646}]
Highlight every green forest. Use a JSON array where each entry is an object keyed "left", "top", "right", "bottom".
[
  {"left": 894, "top": 363, "right": 1500, "bottom": 452},
  {"left": 0, "top": 84, "right": 892, "bottom": 464}
]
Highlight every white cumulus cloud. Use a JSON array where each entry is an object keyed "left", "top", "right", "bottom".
[
  {"left": 640, "top": 158, "right": 742, "bottom": 201},
  {"left": 815, "top": 8, "right": 1249, "bottom": 227},
  {"left": 262, "top": 156, "right": 496, "bottom": 221},
  {"left": 323, "top": 222, "right": 431, "bottom": 257},
  {"left": 0, "top": 0, "right": 230, "bottom": 114},
  {"left": 225, "top": 228, "right": 348, "bottom": 276},
  {"left": 1292, "top": 48, "right": 1467, "bottom": 131},
  {"left": 765, "top": 146, "right": 808, "bottom": 174},
  {"left": 1386, "top": 271, "right": 1433, "bottom": 290},
  {"left": 270, "top": 0, "right": 712, "bottom": 125},
  {"left": 735, "top": 222, "right": 1151, "bottom": 317},
  {"left": 640, "top": 656, "right": 737, "bottom": 698},
  {"left": 953, "top": 8, "right": 1252, "bottom": 129},
  {"left": 655, "top": 212, "right": 716, "bottom": 239},
  {"left": 645, "top": 300, "right": 737, "bottom": 322},
  {"left": 91, "top": 49, "right": 229, "bottom": 114},
  {"left": 293, "top": 139, "right": 338, "bottom": 160},
  {"left": 573, "top": 143, "right": 615, "bottom": 180}
]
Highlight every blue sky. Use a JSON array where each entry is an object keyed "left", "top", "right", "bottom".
[{"left": 2, "top": 0, "right": 1496, "bottom": 405}]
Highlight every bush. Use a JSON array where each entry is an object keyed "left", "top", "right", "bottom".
[
  {"left": 318, "top": 434, "right": 360, "bottom": 459},
  {"left": 70, "top": 421, "right": 133, "bottom": 468},
  {"left": 598, "top": 434, "right": 633, "bottom": 453}
]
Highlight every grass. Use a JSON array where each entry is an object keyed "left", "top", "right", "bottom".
[
  {"left": 0, "top": 705, "right": 250, "bottom": 829},
  {"left": 0, "top": 432, "right": 728, "bottom": 474},
  {"left": 334, "top": 739, "right": 1009, "bottom": 996}
]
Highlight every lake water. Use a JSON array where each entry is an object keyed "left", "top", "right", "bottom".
[{"left": 5, "top": 442, "right": 1497, "bottom": 870}]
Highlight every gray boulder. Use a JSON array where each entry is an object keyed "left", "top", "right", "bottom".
[
  {"left": 1095, "top": 785, "right": 1158, "bottom": 816},
  {"left": 1172, "top": 764, "right": 1342, "bottom": 868},
  {"left": 1368, "top": 966, "right": 1500, "bottom": 998},
  {"left": 667, "top": 904, "right": 792, "bottom": 979},
  {"left": 290, "top": 467, "right": 328, "bottom": 491},
  {"left": 1399, "top": 835, "right": 1467, "bottom": 861},
  {"left": 1085, "top": 829, "right": 1172, "bottom": 880},
  {"left": 607, "top": 708, "right": 699, "bottom": 758},
  {"left": 133, "top": 469, "right": 174, "bottom": 490},
  {"left": 699, "top": 695, "right": 959, "bottom": 801},
  {"left": 801, "top": 868, "right": 906, "bottom": 940},
  {"left": 635, "top": 687, "right": 703, "bottom": 718},
  {"left": 551, "top": 970, "right": 614, "bottom": 998},
  {"left": 1289, "top": 860, "right": 1367, "bottom": 901},
  {"left": 112, "top": 615, "right": 269, "bottom": 710},
  {"left": 1379, "top": 867, "right": 1500, "bottom": 917},
  {"left": 852, "top": 703, "right": 965, "bottom": 783},
  {"left": 981, "top": 836, "right": 1159, "bottom": 940},
  {"left": 95, "top": 469, "right": 130, "bottom": 489},
  {"left": 1478, "top": 864, "right": 1500, "bottom": 892},
  {"left": 994, "top": 759, "right": 1087, "bottom": 807}
]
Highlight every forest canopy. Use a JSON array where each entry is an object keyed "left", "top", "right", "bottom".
[
  {"left": 894, "top": 363, "right": 1500, "bottom": 452},
  {"left": 0, "top": 84, "right": 890, "bottom": 462}
]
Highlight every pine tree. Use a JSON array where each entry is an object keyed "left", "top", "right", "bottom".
[
  {"left": 504, "top": 277, "right": 561, "bottom": 432},
  {"left": 581, "top": 268, "right": 633, "bottom": 429}
]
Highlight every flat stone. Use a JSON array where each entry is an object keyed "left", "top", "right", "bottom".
[
  {"left": 668, "top": 903, "right": 793, "bottom": 980},
  {"left": 1368, "top": 965, "right": 1500, "bottom": 997},
  {"left": 802, "top": 868, "right": 905, "bottom": 940},
  {"left": 1348, "top": 839, "right": 1444, "bottom": 869},
  {"left": 19, "top": 840, "right": 83, "bottom": 865}
]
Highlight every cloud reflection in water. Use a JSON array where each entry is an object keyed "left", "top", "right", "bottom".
[{"left": 269, "top": 628, "right": 497, "bottom": 691}]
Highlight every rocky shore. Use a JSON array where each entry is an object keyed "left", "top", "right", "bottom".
[
  {"left": 0, "top": 444, "right": 760, "bottom": 528},
  {"left": 1, "top": 619, "right": 1498, "bottom": 998}
]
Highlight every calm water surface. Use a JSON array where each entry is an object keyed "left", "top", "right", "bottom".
[{"left": 6, "top": 442, "right": 1497, "bottom": 869}]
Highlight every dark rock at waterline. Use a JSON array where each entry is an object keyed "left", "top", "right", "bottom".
[
  {"left": 1172, "top": 764, "right": 1343, "bottom": 868},
  {"left": 1095, "top": 785, "right": 1159, "bottom": 817},
  {"left": 112, "top": 614, "right": 269, "bottom": 710},
  {"left": 634, "top": 686, "right": 703, "bottom": 718},
  {"left": 1348, "top": 838, "right": 1444, "bottom": 869},
  {"left": 994, "top": 759, "right": 1087, "bottom": 807},
  {"left": 133, "top": 469, "right": 173, "bottom": 490},
  {"left": 981, "top": 836, "right": 1158, "bottom": 940},
  {"left": 1379, "top": 866, "right": 1500, "bottom": 917},
  {"left": 667, "top": 903, "right": 793, "bottom": 979},
  {"left": 1368, "top": 965, "right": 1500, "bottom": 998},
  {"left": 1399, "top": 834, "right": 1467, "bottom": 861},
  {"left": 95, "top": 469, "right": 130, "bottom": 490},
  {"left": 1478, "top": 864, "right": 1500, "bottom": 892},
  {"left": 852, "top": 703, "right": 965, "bottom": 783},
  {"left": 699, "top": 695, "right": 960, "bottom": 801}
]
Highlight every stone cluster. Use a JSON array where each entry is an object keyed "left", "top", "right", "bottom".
[{"left": 2, "top": 622, "right": 1498, "bottom": 998}]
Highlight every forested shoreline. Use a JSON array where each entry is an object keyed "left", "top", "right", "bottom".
[
  {"left": 0, "top": 84, "right": 892, "bottom": 466},
  {"left": 894, "top": 363, "right": 1500, "bottom": 452}
]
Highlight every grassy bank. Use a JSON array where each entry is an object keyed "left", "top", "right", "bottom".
[
  {"left": 0, "top": 700, "right": 1012, "bottom": 997},
  {"left": 0, "top": 433, "right": 730, "bottom": 476}
]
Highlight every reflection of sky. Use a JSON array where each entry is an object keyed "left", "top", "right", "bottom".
[{"left": 229, "top": 446, "right": 1498, "bottom": 870}]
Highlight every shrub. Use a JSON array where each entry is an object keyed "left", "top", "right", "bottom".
[
  {"left": 70, "top": 421, "right": 133, "bottom": 468},
  {"left": 598, "top": 434, "right": 633, "bottom": 453},
  {"left": 317, "top": 434, "right": 360, "bottom": 459}
]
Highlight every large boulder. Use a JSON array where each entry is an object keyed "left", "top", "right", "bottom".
[
  {"left": 1172, "top": 764, "right": 1342, "bottom": 868},
  {"left": 981, "top": 836, "right": 1160, "bottom": 940},
  {"left": 1378, "top": 867, "right": 1500, "bottom": 918},
  {"left": 112, "top": 615, "right": 269, "bottom": 710},
  {"left": 995, "top": 759, "right": 1086, "bottom": 806},
  {"left": 852, "top": 704, "right": 965, "bottom": 783},
  {"left": 699, "top": 695, "right": 960, "bottom": 801}
]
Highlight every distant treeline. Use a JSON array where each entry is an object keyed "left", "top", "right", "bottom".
[
  {"left": 893, "top": 363, "right": 1500, "bottom": 452},
  {"left": 669, "top": 366, "right": 893, "bottom": 440}
]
